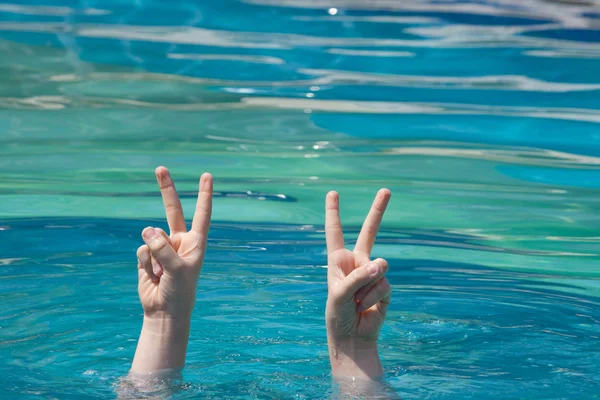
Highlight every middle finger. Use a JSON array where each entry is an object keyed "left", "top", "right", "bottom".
[{"left": 155, "top": 166, "right": 187, "bottom": 234}]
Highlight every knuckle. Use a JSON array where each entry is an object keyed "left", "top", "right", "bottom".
[
  {"left": 351, "top": 268, "right": 365, "bottom": 281},
  {"left": 136, "top": 245, "right": 148, "bottom": 259},
  {"left": 155, "top": 228, "right": 172, "bottom": 242},
  {"left": 159, "top": 180, "right": 174, "bottom": 190},
  {"left": 380, "top": 279, "right": 391, "bottom": 293},
  {"left": 164, "top": 202, "right": 180, "bottom": 213},
  {"left": 376, "top": 258, "right": 389, "bottom": 270},
  {"left": 353, "top": 250, "right": 370, "bottom": 261},
  {"left": 195, "top": 204, "right": 210, "bottom": 214},
  {"left": 156, "top": 172, "right": 174, "bottom": 189},
  {"left": 363, "top": 226, "right": 376, "bottom": 237},
  {"left": 326, "top": 222, "right": 342, "bottom": 231},
  {"left": 188, "top": 229, "right": 203, "bottom": 241},
  {"left": 373, "top": 201, "right": 387, "bottom": 212},
  {"left": 150, "top": 237, "right": 169, "bottom": 252}
]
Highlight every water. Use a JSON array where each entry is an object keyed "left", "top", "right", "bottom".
[{"left": 1, "top": 0, "right": 600, "bottom": 398}]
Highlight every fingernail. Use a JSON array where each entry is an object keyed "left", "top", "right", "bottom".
[
  {"left": 367, "top": 261, "right": 378, "bottom": 276},
  {"left": 143, "top": 227, "right": 158, "bottom": 240}
]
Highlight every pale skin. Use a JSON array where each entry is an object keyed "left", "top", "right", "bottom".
[
  {"left": 129, "top": 167, "right": 392, "bottom": 382},
  {"left": 325, "top": 189, "right": 392, "bottom": 381},
  {"left": 131, "top": 166, "right": 213, "bottom": 375}
]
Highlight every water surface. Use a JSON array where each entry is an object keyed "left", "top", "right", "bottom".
[{"left": 1, "top": 0, "right": 600, "bottom": 398}]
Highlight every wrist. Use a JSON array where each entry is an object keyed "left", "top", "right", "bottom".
[
  {"left": 328, "top": 335, "right": 379, "bottom": 360},
  {"left": 130, "top": 315, "right": 191, "bottom": 374},
  {"left": 327, "top": 335, "right": 383, "bottom": 380},
  {"left": 142, "top": 314, "right": 191, "bottom": 338},
  {"left": 142, "top": 314, "right": 191, "bottom": 342}
]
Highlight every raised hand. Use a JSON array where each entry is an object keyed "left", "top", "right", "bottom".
[
  {"left": 131, "top": 167, "right": 213, "bottom": 374},
  {"left": 325, "top": 189, "right": 392, "bottom": 380}
]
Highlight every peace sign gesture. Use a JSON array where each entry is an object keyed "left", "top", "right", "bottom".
[
  {"left": 136, "top": 166, "right": 213, "bottom": 321},
  {"left": 324, "top": 189, "right": 392, "bottom": 379}
]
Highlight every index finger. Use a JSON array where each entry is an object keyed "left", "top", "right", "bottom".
[
  {"left": 191, "top": 173, "right": 213, "bottom": 237},
  {"left": 155, "top": 166, "right": 187, "bottom": 234},
  {"left": 354, "top": 189, "right": 391, "bottom": 256},
  {"left": 325, "top": 191, "right": 345, "bottom": 253}
]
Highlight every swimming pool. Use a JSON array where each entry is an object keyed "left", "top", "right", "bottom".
[{"left": 1, "top": 0, "right": 599, "bottom": 398}]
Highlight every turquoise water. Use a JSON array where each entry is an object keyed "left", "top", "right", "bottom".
[{"left": 1, "top": 0, "right": 600, "bottom": 398}]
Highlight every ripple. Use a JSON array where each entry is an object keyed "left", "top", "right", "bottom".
[
  {"left": 77, "top": 25, "right": 288, "bottom": 49},
  {"left": 243, "top": 0, "right": 593, "bottom": 27},
  {"left": 0, "top": 95, "right": 244, "bottom": 110},
  {"left": 385, "top": 146, "right": 600, "bottom": 167},
  {"left": 0, "top": 95, "right": 70, "bottom": 110},
  {"left": 300, "top": 68, "right": 600, "bottom": 92},
  {"left": 0, "top": 258, "right": 24, "bottom": 265},
  {"left": 1, "top": 0, "right": 600, "bottom": 398},
  {"left": 242, "top": 97, "right": 600, "bottom": 124},
  {"left": 326, "top": 49, "right": 416, "bottom": 57},
  {"left": 168, "top": 53, "right": 285, "bottom": 65},
  {"left": 524, "top": 49, "right": 600, "bottom": 59},
  {"left": 405, "top": 22, "right": 561, "bottom": 39},
  {"left": 0, "top": 189, "right": 297, "bottom": 202},
  {"left": 243, "top": 97, "right": 443, "bottom": 113},
  {"left": 293, "top": 15, "right": 441, "bottom": 24},
  {"left": 5, "top": 21, "right": 600, "bottom": 50},
  {"left": 0, "top": 4, "right": 109, "bottom": 16}
]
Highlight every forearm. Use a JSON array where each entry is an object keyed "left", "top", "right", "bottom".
[
  {"left": 131, "top": 315, "right": 191, "bottom": 374},
  {"left": 327, "top": 335, "right": 383, "bottom": 380}
]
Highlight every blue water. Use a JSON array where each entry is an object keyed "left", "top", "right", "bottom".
[{"left": 1, "top": 0, "right": 600, "bottom": 398}]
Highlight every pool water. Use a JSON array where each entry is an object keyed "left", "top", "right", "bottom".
[{"left": 1, "top": 0, "right": 600, "bottom": 398}]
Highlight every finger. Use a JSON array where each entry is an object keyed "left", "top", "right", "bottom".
[
  {"left": 142, "top": 227, "right": 182, "bottom": 270},
  {"left": 137, "top": 245, "right": 158, "bottom": 283},
  {"left": 191, "top": 173, "right": 213, "bottom": 239},
  {"left": 336, "top": 258, "right": 388, "bottom": 301},
  {"left": 353, "top": 253, "right": 390, "bottom": 303},
  {"left": 354, "top": 189, "right": 391, "bottom": 256},
  {"left": 151, "top": 256, "right": 163, "bottom": 278},
  {"left": 154, "top": 227, "right": 172, "bottom": 245},
  {"left": 155, "top": 226, "right": 184, "bottom": 252},
  {"left": 152, "top": 228, "right": 174, "bottom": 275},
  {"left": 325, "top": 191, "right": 344, "bottom": 253},
  {"left": 355, "top": 277, "right": 380, "bottom": 302},
  {"left": 155, "top": 166, "right": 187, "bottom": 234},
  {"left": 357, "top": 277, "right": 391, "bottom": 313},
  {"left": 376, "top": 292, "right": 392, "bottom": 316}
]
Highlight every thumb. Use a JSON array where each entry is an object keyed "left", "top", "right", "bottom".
[
  {"left": 141, "top": 227, "right": 182, "bottom": 271},
  {"left": 336, "top": 258, "right": 388, "bottom": 302}
]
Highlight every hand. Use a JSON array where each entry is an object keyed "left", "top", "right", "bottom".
[
  {"left": 136, "top": 166, "right": 213, "bottom": 320},
  {"left": 325, "top": 189, "right": 392, "bottom": 379},
  {"left": 131, "top": 166, "right": 213, "bottom": 374}
]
